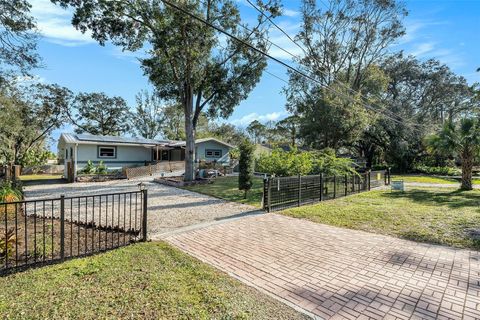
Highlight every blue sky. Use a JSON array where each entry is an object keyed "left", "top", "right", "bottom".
[{"left": 28, "top": 0, "right": 480, "bottom": 148}]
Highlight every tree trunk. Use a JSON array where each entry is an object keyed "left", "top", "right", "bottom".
[
  {"left": 461, "top": 151, "right": 473, "bottom": 190},
  {"left": 183, "top": 84, "right": 196, "bottom": 182}
]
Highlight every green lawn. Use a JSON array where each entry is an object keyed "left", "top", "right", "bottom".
[
  {"left": 281, "top": 188, "right": 480, "bottom": 250},
  {"left": 19, "top": 174, "right": 64, "bottom": 181},
  {"left": 0, "top": 242, "right": 306, "bottom": 320},
  {"left": 392, "top": 174, "right": 480, "bottom": 185},
  {"left": 183, "top": 176, "right": 264, "bottom": 207}
]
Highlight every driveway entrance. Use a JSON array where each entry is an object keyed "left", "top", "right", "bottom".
[{"left": 165, "top": 214, "right": 480, "bottom": 319}]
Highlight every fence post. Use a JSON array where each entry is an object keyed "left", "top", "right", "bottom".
[
  {"left": 333, "top": 175, "right": 337, "bottom": 199},
  {"left": 60, "top": 195, "right": 65, "bottom": 260},
  {"left": 263, "top": 178, "right": 268, "bottom": 212},
  {"left": 368, "top": 170, "right": 371, "bottom": 190},
  {"left": 142, "top": 189, "right": 148, "bottom": 242},
  {"left": 352, "top": 175, "right": 355, "bottom": 193},
  {"left": 319, "top": 173, "right": 324, "bottom": 202},
  {"left": 344, "top": 174, "right": 348, "bottom": 196},
  {"left": 298, "top": 175, "right": 302, "bottom": 206},
  {"left": 267, "top": 178, "right": 272, "bottom": 212},
  {"left": 387, "top": 167, "right": 391, "bottom": 185}
]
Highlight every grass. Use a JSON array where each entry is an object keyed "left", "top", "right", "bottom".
[
  {"left": 281, "top": 188, "right": 480, "bottom": 250},
  {"left": 182, "top": 176, "right": 264, "bottom": 207},
  {"left": 19, "top": 174, "right": 63, "bottom": 181},
  {"left": 392, "top": 174, "right": 480, "bottom": 185},
  {"left": 0, "top": 242, "right": 307, "bottom": 320}
]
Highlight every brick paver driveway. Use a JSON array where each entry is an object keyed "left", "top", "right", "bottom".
[{"left": 165, "top": 214, "right": 480, "bottom": 320}]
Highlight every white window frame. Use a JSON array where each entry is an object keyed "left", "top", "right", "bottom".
[
  {"left": 205, "top": 149, "right": 222, "bottom": 158},
  {"left": 98, "top": 146, "right": 117, "bottom": 158}
]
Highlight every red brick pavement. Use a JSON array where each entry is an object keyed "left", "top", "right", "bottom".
[{"left": 165, "top": 214, "right": 480, "bottom": 320}]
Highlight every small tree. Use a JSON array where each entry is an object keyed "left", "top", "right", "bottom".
[
  {"left": 427, "top": 118, "right": 480, "bottom": 190},
  {"left": 238, "top": 140, "right": 255, "bottom": 199}
]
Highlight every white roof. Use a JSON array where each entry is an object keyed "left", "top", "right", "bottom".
[
  {"left": 58, "top": 133, "right": 232, "bottom": 148},
  {"left": 168, "top": 137, "right": 233, "bottom": 148}
]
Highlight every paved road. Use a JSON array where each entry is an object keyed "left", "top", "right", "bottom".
[{"left": 165, "top": 214, "right": 480, "bottom": 320}]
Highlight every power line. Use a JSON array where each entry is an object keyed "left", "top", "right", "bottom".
[
  {"left": 243, "top": 0, "right": 423, "bottom": 129},
  {"left": 158, "top": 0, "right": 421, "bottom": 130}
]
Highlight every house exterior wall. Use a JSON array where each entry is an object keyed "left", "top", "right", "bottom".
[
  {"left": 75, "top": 144, "right": 152, "bottom": 171},
  {"left": 195, "top": 141, "right": 231, "bottom": 163}
]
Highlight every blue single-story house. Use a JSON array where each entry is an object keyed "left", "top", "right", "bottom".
[{"left": 58, "top": 133, "right": 233, "bottom": 178}]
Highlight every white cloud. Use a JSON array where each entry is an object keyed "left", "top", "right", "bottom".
[
  {"left": 30, "top": 0, "right": 95, "bottom": 46},
  {"left": 266, "top": 21, "right": 303, "bottom": 60},
  {"left": 283, "top": 9, "right": 300, "bottom": 17},
  {"left": 410, "top": 42, "right": 436, "bottom": 57},
  {"left": 229, "top": 111, "right": 288, "bottom": 126},
  {"left": 396, "top": 19, "right": 448, "bottom": 45}
]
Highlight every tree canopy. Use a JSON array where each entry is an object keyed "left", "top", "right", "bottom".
[
  {"left": 52, "top": 0, "right": 279, "bottom": 181},
  {"left": 0, "top": 0, "right": 40, "bottom": 75},
  {"left": 68, "top": 92, "right": 131, "bottom": 136},
  {"left": 0, "top": 80, "right": 72, "bottom": 164},
  {"left": 131, "top": 90, "right": 165, "bottom": 139}
]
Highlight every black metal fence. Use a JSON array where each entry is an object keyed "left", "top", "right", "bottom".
[
  {"left": 0, "top": 189, "right": 147, "bottom": 275},
  {"left": 263, "top": 170, "right": 390, "bottom": 212}
]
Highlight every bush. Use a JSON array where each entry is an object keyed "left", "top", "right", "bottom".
[
  {"left": 0, "top": 228, "right": 15, "bottom": 259},
  {"left": 96, "top": 161, "right": 108, "bottom": 174},
  {"left": 412, "top": 165, "right": 461, "bottom": 176},
  {"left": 82, "top": 160, "right": 96, "bottom": 174},
  {"left": 310, "top": 148, "right": 358, "bottom": 176},
  {"left": 0, "top": 180, "right": 23, "bottom": 220},
  {"left": 255, "top": 147, "right": 357, "bottom": 177},
  {"left": 0, "top": 180, "right": 22, "bottom": 203},
  {"left": 255, "top": 148, "right": 312, "bottom": 176}
]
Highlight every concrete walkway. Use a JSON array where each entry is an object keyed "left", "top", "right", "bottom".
[{"left": 164, "top": 214, "right": 480, "bottom": 320}]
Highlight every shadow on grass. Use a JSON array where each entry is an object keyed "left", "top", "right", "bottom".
[{"left": 380, "top": 189, "right": 480, "bottom": 211}]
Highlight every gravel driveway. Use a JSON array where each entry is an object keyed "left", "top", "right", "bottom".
[{"left": 23, "top": 176, "right": 260, "bottom": 237}]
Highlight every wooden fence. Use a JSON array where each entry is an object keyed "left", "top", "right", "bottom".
[{"left": 124, "top": 161, "right": 184, "bottom": 179}]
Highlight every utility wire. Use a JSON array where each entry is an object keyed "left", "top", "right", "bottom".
[
  {"left": 243, "top": 0, "right": 422, "bottom": 129},
  {"left": 159, "top": 0, "right": 422, "bottom": 130}
]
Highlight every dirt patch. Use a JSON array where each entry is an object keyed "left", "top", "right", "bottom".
[
  {"left": 76, "top": 174, "right": 126, "bottom": 182},
  {"left": 154, "top": 176, "right": 212, "bottom": 187},
  {"left": 1, "top": 212, "right": 140, "bottom": 274}
]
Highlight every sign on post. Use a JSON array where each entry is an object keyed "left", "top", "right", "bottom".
[{"left": 391, "top": 180, "right": 405, "bottom": 191}]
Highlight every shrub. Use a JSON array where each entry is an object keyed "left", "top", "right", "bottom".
[
  {"left": 0, "top": 180, "right": 22, "bottom": 220},
  {"left": 310, "top": 148, "right": 357, "bottom": 176},
  {"left": 256, "top": 147, "right": 356, "bottom": 177},
  {"left": 255, "top": 148, "right": 312, "bottom": 176},
  {"left": 82, "top": 160, "right": 96, "bottom": 174},
  {"left": 0, "top": 228, "right": 16, "bottom": 259},
  {"left": 96, "top": 161, "right": 108, "bottom": 174},
  {"left": 238, "top": 140, "right": 255, "bottom": 199}
]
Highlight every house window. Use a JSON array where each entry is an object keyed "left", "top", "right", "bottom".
[
  {"left": 205, "top": 149, "right": 222, "bottom": 158},
  {"left": 98, "top": 146, "right": 116, "bottom": 158}
]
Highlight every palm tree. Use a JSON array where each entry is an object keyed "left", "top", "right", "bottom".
[{"left": 428, "top": 118, "right": 480, "bottom": 190}]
